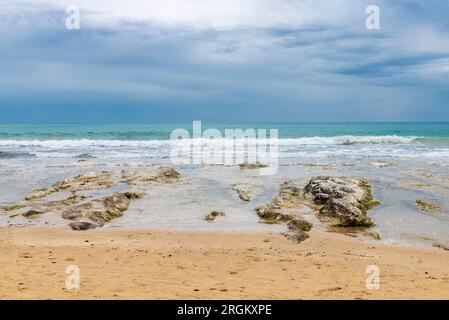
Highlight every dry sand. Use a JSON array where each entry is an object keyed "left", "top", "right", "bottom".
[{"left": 1, "top": 227, "right": 449, "bottom": 299}]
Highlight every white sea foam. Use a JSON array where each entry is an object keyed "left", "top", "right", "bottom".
[
  {"left": 0, "top": 135, "right": 420, "bottom": 148},
  {"left": 0, "top": 135, "right": 444, "bottom": 161}
]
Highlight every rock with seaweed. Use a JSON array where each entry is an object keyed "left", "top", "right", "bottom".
[{"left": 304, "top": 176, "right": 379, "bottom": 227}]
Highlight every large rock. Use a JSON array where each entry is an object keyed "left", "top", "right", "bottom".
[{"left": 304, "top": 176, "right": 378, "bottom": 227}]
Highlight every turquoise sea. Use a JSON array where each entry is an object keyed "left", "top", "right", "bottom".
[
  {"left": 1, "top": 122, "right": 449, "bottom": 245},
  {"left": 0, "top": 122, "right": 448, "bottom": 160},
  {"left": 0, "top": 122, "right": 448, "bottom": 140}
]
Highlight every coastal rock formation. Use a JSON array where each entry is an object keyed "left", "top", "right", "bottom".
[
  {"left": 256, "top": 181, "right": 312, "bottom": 242},
  {"left": 255, "top": 176, "right": 379, "bottom": 242},
  {"left": 304, "top": 176, "right": 378, "bottom": 227},
  {"left": 204, "top": 211, "right": 225, "bottom": 222},
  {"left": 25, "top": 171, "right": 115, "bottom": 200},
  {"left": 255, "top": 204, "right": 289, "bottom": 222},
  {"left": 272, "top": 181, "right": 303, "bottom": 208},
  {"left": 121, "top": 166, "right": 182, "bottom": 185},
  {"left": 231, "top": 184, "right": 253, "bottom": 201},
  {"left": 4, "top": 166, "right": 181, "bottom": 230},
  {"left": 255, "top": 181, "right": 304, "bottom": 222},
  {"left": 64, "top": 191, "right": 144, "bottom": 229}
]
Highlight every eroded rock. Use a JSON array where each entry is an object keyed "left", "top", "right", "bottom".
[
  {"left": 6, "top": 169, "right": 153, "bottom": 230},
  {"left": 22, "top": 207, "right": 45, "bottom": 218},
  {"left": 69, "top": 221, "right": 98, "bottom": 231},
  {"left": 288, "top": 218, "right": 313, "bottom": 233},
  {"left": 255, "top": 181, "right": 313, "bottom": 243},
  {"left": 204, "top": 211, "right": 225, "bottom": 222},
  {"left": 231, "top": 184, "right": 253, "bottom": 201},
  {"left": 304, "top": 176, "right": 378, "bottom": 227},
  {"left": 121, "top": 166, "right": 182, "bottom": 185},
  {"left": 416, "top": 199, "right": 441, "bottom": 213},
  {"left": 239, "top": 162, "right": 267, "bottom": 170},
  {"left": 255, "top": 204, "right": 290, "bottom": 222}
]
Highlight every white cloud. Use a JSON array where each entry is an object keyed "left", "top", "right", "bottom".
[{"left": 3, "top": 0, "right": 367, "bottom": 29}]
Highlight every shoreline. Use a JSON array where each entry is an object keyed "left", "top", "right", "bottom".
[{"left": 2, "top": 226, "right": 449, "bottom": 299}]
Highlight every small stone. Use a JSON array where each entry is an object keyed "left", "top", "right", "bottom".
[
  {"left": 204, "top": 211, "right": 225, "bottom": 222},
  {"left": 69, "top": 221, "right": 97, "bottom": 231},
  {"left": 22, "top": 207, "right": 45, "bottom": 218}
]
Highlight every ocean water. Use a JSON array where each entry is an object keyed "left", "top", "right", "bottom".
[
  {"left": 0, "top": 122, "right": 448, "bottom": 161},
  {"left": 1, "top": 122, "right": 449, "bottom": 247}
]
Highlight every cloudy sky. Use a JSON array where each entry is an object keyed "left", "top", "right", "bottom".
[{"left": 1, "top": 0, "right": 448, "bottom": 122}]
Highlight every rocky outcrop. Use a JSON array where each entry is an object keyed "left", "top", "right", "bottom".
[
  {"left": 25, "top": 172, "right": 115, "bottom": 201},
  {"left": 204, "top": 211, "right": 225, "bottom": 222},
  {"left": 256, "top": 181, "right": 312, "bottom": 242},
  {"left": 272, "top": 181, "right": 303, "bottom": 208},
  {"left": 255, "top": 176, "right": 379, "bottom": 243},
  {"left": 255, "top": 204, "right": 289, "bottom": 222},
  {"left": 121, "top": 167, "right": 182, "bottom": 185},
  {"left": 65, "top": 191, "right": 144, "bottom": 227},
  {"left": 255, "top": 181, "right": 303, "bottom": 223},
  {"left": 304, "top": 176, "right": 378, "bottom": 227},
  {"left": 5, "top": 167, "right": 180, "bottom": 230},
  {"left": 231, "top": 184, "right": 253, "bottom": 201}
]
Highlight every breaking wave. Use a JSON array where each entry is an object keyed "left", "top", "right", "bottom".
[{"left": 0, "top": 135, "right": 420, "bottom": 148}]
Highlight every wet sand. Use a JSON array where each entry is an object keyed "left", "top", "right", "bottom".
[{"left": 1, "top": 227, "right": 449, "bottom": 299}]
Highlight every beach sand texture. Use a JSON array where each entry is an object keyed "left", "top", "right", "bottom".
[{"left": 1, "top": 227, "right": 449, "bottom": 300}]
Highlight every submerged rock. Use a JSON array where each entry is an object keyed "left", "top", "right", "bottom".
[
  {"left": 25, "top": 187, "right": 59, "bottom": 201},
  {"left": 75, "top": 153, "right": 95, "bottom": 159},
  {"left": 122, "top": 166, "right": 182, "bottom": 185},
  {"left": 24, "top": 171, "right": 115, "bottom": 201},
  {"left": 416, "top": 199, "right": 441, "bottom": 213},
  {"left": 231, "top": 184, "right": 253, "bottom": 201},
  {"left": 239, "top": 162, "right": 268, "bottom": 170},
  {"left": 156, "top": 166, "right": 182, "bottom": 182},
  {"left": 8, "top": 170, "right": 148, "bottom": 230},
  {"left": 304, "top": 176, "right": 378, "bottom": 227},
  {"left": 204, "top": 211, "right": 225, "bottom": 222}
]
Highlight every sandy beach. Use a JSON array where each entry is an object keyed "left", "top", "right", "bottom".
[
  {"left": 1, "top": 159, "right": 449, "bottom": 300},
  {"left": 2, "top": 226, "right": 449, "bottom": 300}
]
